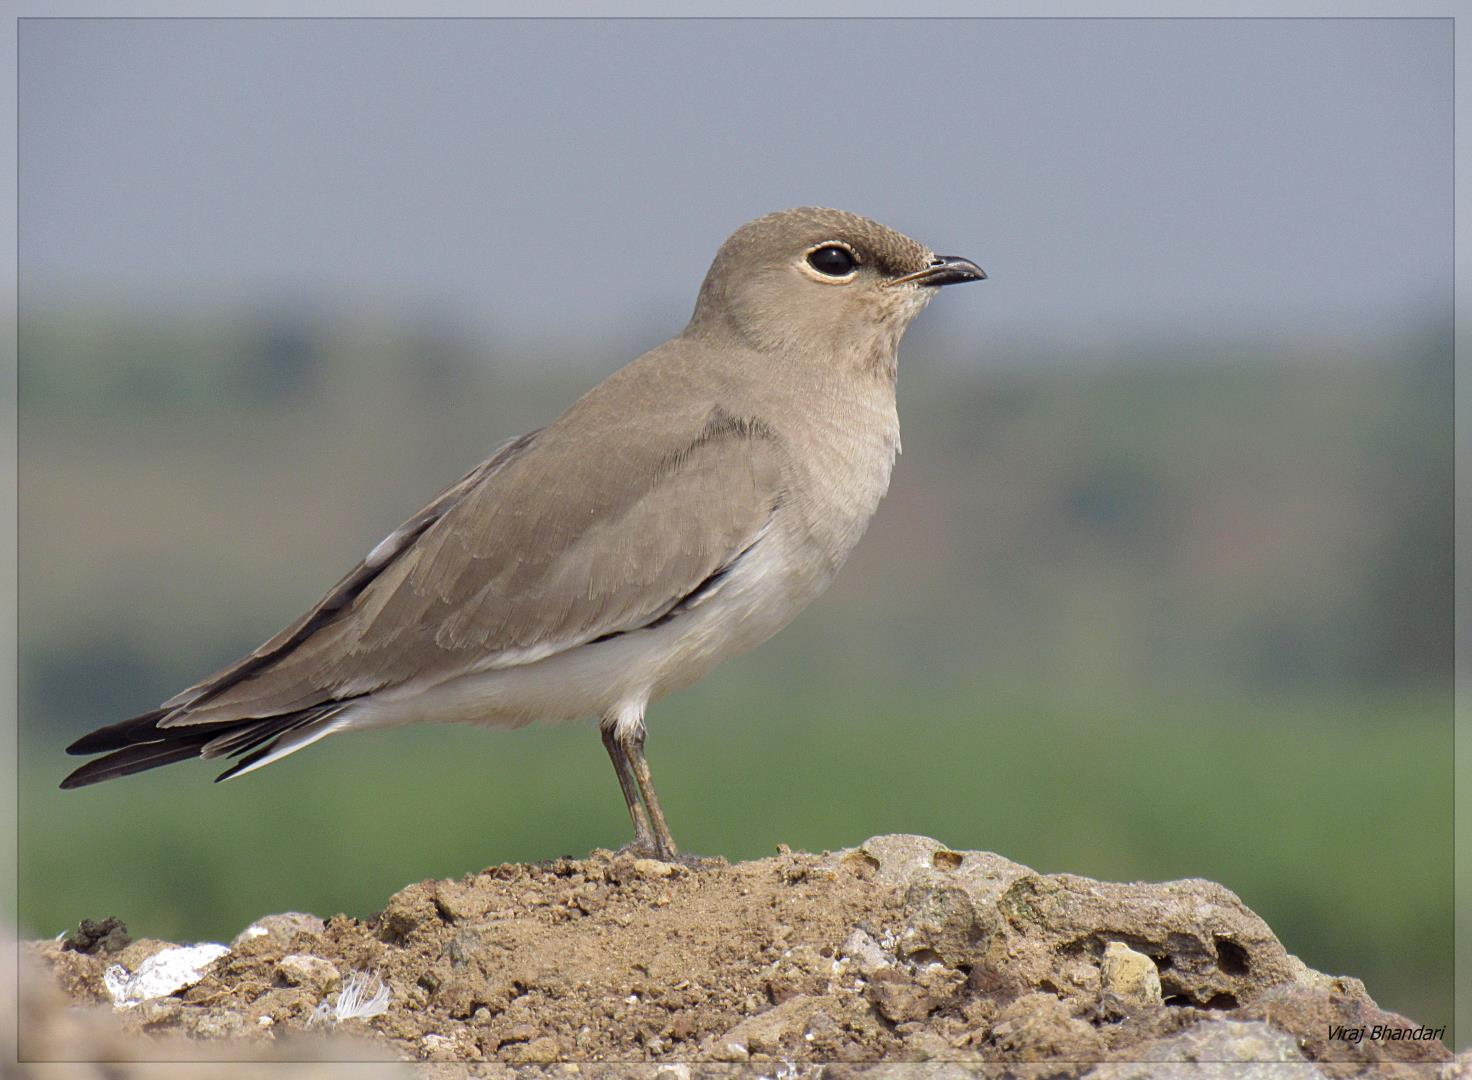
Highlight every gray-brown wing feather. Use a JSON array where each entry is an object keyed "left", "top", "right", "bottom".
[
  {"left": 163, "top": 402, "right": 784, "bottom": 727},
  {"left": 157, "top": 430, "right": 541, "bottom": 718}
]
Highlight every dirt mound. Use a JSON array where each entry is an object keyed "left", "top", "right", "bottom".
[{"left": 24, "top": 835, "right": 1455, "bottom": 1075}]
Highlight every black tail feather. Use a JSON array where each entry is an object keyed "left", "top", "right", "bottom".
[
  {"left": 61, "top": 702, "right": 353, "bottom": 790},
  {"left": 59, "top": 732, "right": 218, "bottom": 789},
  {"left": 64, "top": 708, "right": 170, "bottom": 755},
  {"left": 61, "top": 697, "right": 359, "bottom": 788},
  {"left": 207, "top": 705, "right": 343, "bottom": 780},
  {"left": 199, "top": 708, "right": 329, "bottom": 761},
  {"left": 213, "top": 741, "right": 290, "bottom": 783}
]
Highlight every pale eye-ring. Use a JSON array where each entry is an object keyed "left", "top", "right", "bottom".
[{"left": 806, "top": 244, "right": 857, "bottom": 278}]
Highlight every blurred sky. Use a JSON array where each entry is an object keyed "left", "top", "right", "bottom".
[{"left": 19, "top": 17, "right": 1451, "bottom": 362}]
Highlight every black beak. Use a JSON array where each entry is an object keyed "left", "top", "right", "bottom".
[{"left": 888, "top": 255, "right": 988, "bottom": 288}]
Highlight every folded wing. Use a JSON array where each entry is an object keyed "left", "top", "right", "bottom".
[{"left": 118, "top": 399, "right": 784, "bottom": 734}]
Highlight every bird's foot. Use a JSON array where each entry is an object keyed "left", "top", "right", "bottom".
[
  {"left": 613, "top": 836, "right": 705, "bottom": 868},
  {"left": 615, "top": 835, "right": 675, "bottom": 861}
]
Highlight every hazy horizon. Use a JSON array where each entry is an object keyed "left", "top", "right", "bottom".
[{"left": 20, "top": 18, "right": 1451, "bottom": 362}]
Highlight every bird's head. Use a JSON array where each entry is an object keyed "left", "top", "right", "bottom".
[{"left": 686, "top": 207, "right": 985, "bottom": 367}]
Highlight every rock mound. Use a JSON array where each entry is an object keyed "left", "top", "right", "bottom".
[{"left": 24, "top": 835, "right": 1454, "bottom": 1075}]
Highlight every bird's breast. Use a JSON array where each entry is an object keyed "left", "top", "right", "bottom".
[{"left": 776, "top": 382, "right": 901, "bottom": 584}]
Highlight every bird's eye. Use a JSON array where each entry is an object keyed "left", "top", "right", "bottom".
[{"left": 806, "top": 244, "right": 857, "bottom": 278}]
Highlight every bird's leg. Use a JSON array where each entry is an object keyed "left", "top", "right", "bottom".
[
  {"left": 620, "top": 725, "right": 679, "bottom": 862},
  {"left": 601, "top": 722, "right": 656, "bottom": 854}
]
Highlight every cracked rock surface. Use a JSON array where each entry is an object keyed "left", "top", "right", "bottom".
[{"left": 22, "top": 834, "right": 1456, "bottom": 1076}]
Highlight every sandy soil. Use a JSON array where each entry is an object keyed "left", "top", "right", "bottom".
[{"left": 21, "top": 835, "right": 1458, "bottom": 1077}]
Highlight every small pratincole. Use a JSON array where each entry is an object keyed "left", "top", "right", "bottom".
[{"left": 62, "top": 207, "right": 986, "bottom": 861}]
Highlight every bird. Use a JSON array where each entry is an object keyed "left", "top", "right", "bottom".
[{"left": 60, "top": 207, "right": 985, "bottom": 862}]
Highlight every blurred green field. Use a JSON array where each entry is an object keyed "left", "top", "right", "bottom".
[{"left": 17, "top": 307, "right": 1452, "bottom": 1036}]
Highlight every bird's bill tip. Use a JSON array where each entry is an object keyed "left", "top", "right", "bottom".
[{"left": 888, "top": 255, "right": 987, "bottom": 288}]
